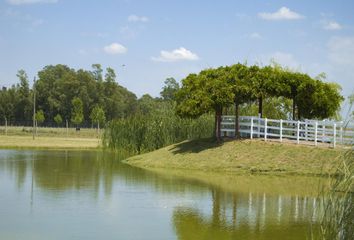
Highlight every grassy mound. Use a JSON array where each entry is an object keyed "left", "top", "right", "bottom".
[{"left": 125, "top": 138, "right": 344, "bottom": 176}]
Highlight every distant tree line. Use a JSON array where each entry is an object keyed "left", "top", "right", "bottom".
[{"left": 0, "top": 64, "right": 137, "bottom": 126}]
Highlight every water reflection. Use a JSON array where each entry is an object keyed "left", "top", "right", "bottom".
[
  {"left": 0, "top": 150, "right": 322, "bottom": 239},
  {"left": 173, "top": 191, "right": 320, "bottom": 239}
]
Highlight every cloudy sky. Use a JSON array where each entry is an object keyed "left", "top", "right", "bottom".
[{"left": 1, "top": 0, "right": 353, "bottom": 101}]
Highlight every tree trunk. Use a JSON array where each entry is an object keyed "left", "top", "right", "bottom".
[
  {"left": 214, "top": 113, "right": 218, "bottom": 139},
  {"left": 216, "top": 106, "right": 222, "bottom": 142},
  {"left": 258, "top": 96, "right": 263, "bottom": 118},
  {"left": 292, "top": 98, "right": 296, "bottom": 120},
  {"left": 234, "top": 101, "right": 240, "bottom": 138}
]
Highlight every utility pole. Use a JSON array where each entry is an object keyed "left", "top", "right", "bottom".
[{"left": 33, "top": 77, "right": 36, "bottom": 140}]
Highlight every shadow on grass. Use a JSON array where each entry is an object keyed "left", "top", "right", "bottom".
[{"left": 169, "top": 137, "right": 225, "bottom": 154}]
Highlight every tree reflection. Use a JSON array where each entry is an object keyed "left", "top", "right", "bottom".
[{"left": 173, "top": 191, "right": 321, "bottom": 240}]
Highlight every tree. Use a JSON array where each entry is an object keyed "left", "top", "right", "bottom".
[
  {"left": 71, "top": 97, "right": 84, "bottom": 126},
  {"left": 176, "top": 67, "right": 234, "bottom": 141},
  {"left": 229, "top": 63, "right": 254, "bottom": 137},
  {"left": 160, "top": 77, "right": 180, "bottom": 101},
  {"left": 90, "top": 105, "right": 106, "bottom": 134},
  {"left": 35, "top": 110, "right": 45, "bottom": 126},
  {"left": 15, "top": 69, "right": 32, "bottom": 121},
  {"left": 349, "top": 93, "right": 354, "bottom": 120},
  {"left": 0, "top": 87, "right": 15, "bottom": 122},
  {"left": 248, "top": 65, "right": 271, "bottom": 118},
  {"left": 34, "top": 64, "right": 137, "bottom": 122},
  {"left": 137, "top": 94, "right": 159, "bottom": 115},
  {"left": 54, "top": 114, "right": 63, "bottom": 126}
]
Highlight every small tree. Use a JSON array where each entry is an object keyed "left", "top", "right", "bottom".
[
  {"left": 348, "top": 93, "right": 354, "bottom": 120},
  {"left": 71, "top": 97, "right": 84, "bottom": 127},
  {"left": 54, "top": 114, "right": 63, "bottom": 127},
  {"left": 160, "top": 77, "right": 180, "bottom": 101},
  {"left": 35, "top": 110, "right": 45, "bottom": 126},
  {"left": 90, "top": 105, "right": 106, "bottom": 135}
]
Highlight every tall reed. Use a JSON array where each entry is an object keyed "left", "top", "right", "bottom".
[
  {"left": 312, "top": 149, "right": 353, "bottom": 240},
  {"left": 103, "top": 113, "right": 214, "bottom": 155}
]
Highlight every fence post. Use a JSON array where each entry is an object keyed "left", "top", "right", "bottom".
[
  {"left": 322, "top": 120, "right": 325, "bottom": 142},
  {"left": 250, "top": 117, "right": 253, "bottom": 139},
  {"left": 258, "top": 115, "right": 260, "bottom": 138},
  {"left": 264, "top": 118, "right": 267, "bottom": 141},
  {"left": 305, "top": 121, "right": 308, "bottom": 141},
  {"left": 333, "top": 123, "right": 336, "bottom": 148},
  {"left": 297, "top": 121, "right": 300, "bottom": 144},
  {"left": 315, "top": 121, "right": 318, "bottom": 146},
  {"left": 280, "top": 119, "right": 283, "bottom": 143}
]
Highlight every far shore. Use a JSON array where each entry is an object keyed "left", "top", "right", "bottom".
[{"left": 0, "top": 135, "right": 101, "bottom": 149}]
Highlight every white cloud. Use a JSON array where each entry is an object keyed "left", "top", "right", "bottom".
[
  {"left": 258, "top": 7, "right": 304, "bottom": 20},
  {"left": 128, "top": 14, "right": 149, "bottom": 23},
  {"left": 152, "top": 47, "right": 199, "bottom": 62},
  {"left": 328, "top": 36, "right": 354, "bottom": 66},
  {"left": 250, "top": 32, "right": 262, "bottom": 39},
  {"left": 323, "top": 21, "right": 342, "bottom": 30},
  {"left": 6, "top": 0, "right": 57, "bottom": 5},
  {"left": 3, "top": 8, "right": 44, "bottom": 30},
  {"left": 103, "top": 43, "right": 127, "bottom": 55}
]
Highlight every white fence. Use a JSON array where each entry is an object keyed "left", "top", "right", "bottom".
[{"left": 221, "top": 116, "right": 354, "bottom": 148}]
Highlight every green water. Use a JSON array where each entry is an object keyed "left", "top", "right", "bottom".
[{"left": 0, "top": 150, "right": 321, "bottom": 239}]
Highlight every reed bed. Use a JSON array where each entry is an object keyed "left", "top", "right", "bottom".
[
  {"left": 312, "top": 149, "right": 353, "bottom": 240},
  {"left": 103, "top": 113, "right": 214, "bottom": 155}
]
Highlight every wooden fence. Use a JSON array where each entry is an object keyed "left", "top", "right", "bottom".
[{"left": 221, "top": 116, "right": 354, "bottom": 148}]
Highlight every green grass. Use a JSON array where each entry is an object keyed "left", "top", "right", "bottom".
[
  {"left": 0, "top": 126, "right": 100, "bottom": 138},
  {"left": 0, "top": 135, "right": 101, "bottom": 149},
  {"left": 125, "top": 138, "right": 344, "bottom": 176}
]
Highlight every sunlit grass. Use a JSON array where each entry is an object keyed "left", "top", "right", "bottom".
[
  {"left": 0, "top": 135, "right": 100, "bottom": 149},
  {"left": 125, "top": 139, "right": 344, "bottom": 176},
  {"left": 0, "top": 126, "right": 100, "bottom": 138}
]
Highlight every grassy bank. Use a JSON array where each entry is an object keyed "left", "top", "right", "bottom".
[
  {"left": 0, "top": 135, "right": 100, "bottom": 149},
  {"left": 125, "top": 138, "right": 344, "bottom": 176},
  {"left": 0, "top": 126, "right": 100, "bottom": 138}
]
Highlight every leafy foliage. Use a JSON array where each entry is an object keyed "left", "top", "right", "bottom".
[
  {"left": 71, "top": 97, "right": 84, "bottom": 126},
  {"left": 0, "top": 65, "right": 137, "bottom": 124},
  {"left": 35, "top": 110, "right": 45, "bottom": 125},
  {"left": 54, "top": 114, "right": 63, "bottom": 126},
  {"left": 160, "top": 77, "right": 180, "bottom": 101},
  {"left": 90, "top": 105, "right": 106, "bottom": 126}
]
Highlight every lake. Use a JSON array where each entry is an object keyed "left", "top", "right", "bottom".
[{"left": 0, "top": 149, "right": 323, "bottom": 239}]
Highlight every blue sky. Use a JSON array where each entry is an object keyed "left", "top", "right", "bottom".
[{"left": 1, "top": 0, "right": 353, "bottom": 102}]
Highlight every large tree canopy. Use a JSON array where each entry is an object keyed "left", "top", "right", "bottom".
[{"left": 176, "top": 63, "right": 344, "bottom": 140}]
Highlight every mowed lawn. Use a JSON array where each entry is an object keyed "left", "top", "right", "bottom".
[
  {"left": 125, "top": 138, "right": 345, "bottom": 176},
  {"left": 0, "top": 126, "right": 100, "bottom": 138},
  {"left": 0, "top": 135, "right": 100, "bottom": 149}
]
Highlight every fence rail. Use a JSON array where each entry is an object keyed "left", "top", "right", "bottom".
[{"left": 221, "top": 116, "right": 354, "bottom": 148}]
